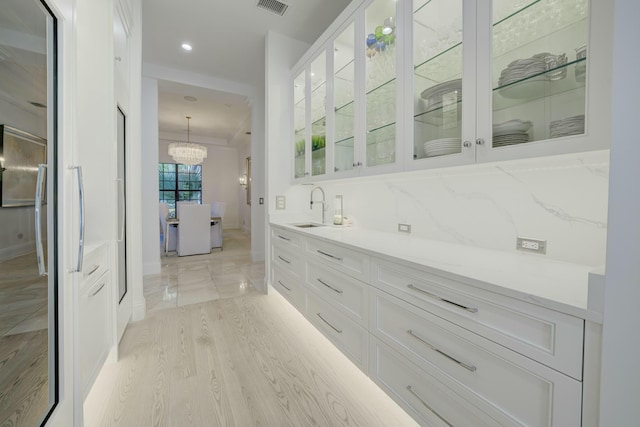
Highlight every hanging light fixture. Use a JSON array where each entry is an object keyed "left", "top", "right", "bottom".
[{"left": 168, "top": 116, "right": 208, "bottom": 165}]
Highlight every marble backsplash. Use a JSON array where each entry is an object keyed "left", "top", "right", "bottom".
[{"left": 275, "top": 150, "right": 610, "bottom": 267}]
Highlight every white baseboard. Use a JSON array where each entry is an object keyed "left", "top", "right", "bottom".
[
  {"left": 132, "top": 298, "right": 146, "bottom": 322},
  {"left": 0, "top": 241, "right": 34, "bottom": 262},
  {"left": 251, "top": 250, "right": 265, "bottom": 262}
]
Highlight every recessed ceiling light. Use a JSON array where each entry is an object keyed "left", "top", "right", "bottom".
[
  {"left": 181, "top": 43, "right": 192, "bottom": 51},
  {"left": 184, "top": 96, "right": 197, "bottom": 102}
]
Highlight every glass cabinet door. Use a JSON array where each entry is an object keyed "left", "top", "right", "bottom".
[
  {"left": 491, "top": 0, "right": 588, "bottom": 149},
  {"left": 293, "top": 71, "right": 307, "bottom": 179},
  {"left": 364, "top": 0, "right": 398, "bottom": 167},
  {"left": 412, "top": 0, "right": 464, "bottom": 161},
  {"left": 310, "top": 53, "right": 327, "bottom": 176},
  {"left": 333, "top": 23, "right": 356, "bottom": 173}
]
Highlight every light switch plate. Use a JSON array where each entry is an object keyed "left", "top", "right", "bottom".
[{"left": 275, "top": 195, "right": 286, "bottom": 210}]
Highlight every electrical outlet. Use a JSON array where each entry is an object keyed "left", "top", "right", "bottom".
[
  {"left": 275, "top": 195, "right": 286, "bottom": 210},
  {"left": 398, "top": 223, "right": 411, "bottom": 233},
  {"left": 516, "top": 237, "right": 547, "bottom": 254}
]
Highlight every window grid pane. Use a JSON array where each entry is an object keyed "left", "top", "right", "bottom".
[{"left": 158, "top": 163, "right": 202, "bottom": 216}]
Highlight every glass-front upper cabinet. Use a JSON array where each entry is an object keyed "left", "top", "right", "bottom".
[
  {"left": 412, "top": 0, "right": 470, "bottom": 166},
  {"left": 333, "top": 23, "right": 356, "bottom": 174},
  {"left": 481, "top": 0, "right": 591, "bottom": 159},
  {"left": 293, "top": 71, "right": 307, "bottom": 179},
  {"left": 364, "top": 0, "right": 399, "bottom": 168},
  {"left": 310, "top": 53, "right": 327, "bottom": 176}
]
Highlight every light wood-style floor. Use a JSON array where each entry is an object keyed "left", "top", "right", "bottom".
[{"left": 85, "top": 289, "right": 418, "bottom": 427}]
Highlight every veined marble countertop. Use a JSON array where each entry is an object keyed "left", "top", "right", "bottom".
[{"left": 270, "top": 220, "right": 604, "bottom": 323}]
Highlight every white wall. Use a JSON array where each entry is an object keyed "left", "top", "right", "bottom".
[
  {"left": 157, "top": 139, "right": 241, "bottom": 228},
  {"left": 237, "top": 141, "right": 251, "bottom": 232},
  {"left": 599, "top": 0, "right": 640, "bottom": 423},
  {"left": 141, "top": 77, "right": 161, "bottom": 276}
]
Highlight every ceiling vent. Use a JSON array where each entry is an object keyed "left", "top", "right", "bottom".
[{"left": 257, "top": 0, "right": 289, "bottom": 16}]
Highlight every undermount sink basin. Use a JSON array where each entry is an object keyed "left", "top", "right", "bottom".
[{"left": 291, "top": 223, "right": 326, "bottom": 228}]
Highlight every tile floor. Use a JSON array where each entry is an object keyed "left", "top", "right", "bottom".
[{"left": 145, "top": 228, "right": 264, "bottom": 312}]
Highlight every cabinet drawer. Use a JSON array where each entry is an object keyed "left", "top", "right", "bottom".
[
  {"left": 272, "top": 265, "right": 306, "bottom": 312},
  {"left": 80, "top": 242, "right": 109, "bottom": 293},
  {"left": 307, "top": 291, "right": 368, "bottom": 370},
  {"left": 370, "top": 337, "right": 515, "bottom": 427},
  {"left": 305, "top": 260, "right": 368, "bottom": 326},
  {"left": 371, "top": 289, "right": 582, "bottom": 427},
  {"left": 371, "top": 258, "right": 584, "bottom": 380},
  {"left": 306, "top": 237, "right": 369, "bottom": 282},
  {"left": 79, "top": 272, "right": 111, "bottom": 398},
  {"left": 271, "top": 244, "right": 303, "bottom": 278},
  {"left": 271, "top": 226, "right": 303, "bottom": 249}
]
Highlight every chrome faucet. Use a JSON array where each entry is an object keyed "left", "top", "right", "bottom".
[{"left": 310, "top": 186, "right": 326, "bottom": 224}]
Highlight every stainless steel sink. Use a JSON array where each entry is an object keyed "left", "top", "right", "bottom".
[{"left": 291, "top": 223, "right": 326, "bottom": 228}]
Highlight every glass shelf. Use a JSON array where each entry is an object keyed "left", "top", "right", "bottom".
[
  {"left": 414, "top": 42, "right": 462, "bottom": 83},
  {"left": 413, "top": 0, "right": 463, "bottom": 70},
  {"left": 367, "top": 121, "right": 396, "bottom": 140},
  {"left": 335, "top": 136, "right": 355, "bottom": 147},
  {"left": 493, "top": 58, "right": 586, "bottom": 111},
  {"left": 493, "top": 0, "right": 588, "bottom": 58},
  {"left": 414, "top": 99, "right": 463, "bottom": 125}
]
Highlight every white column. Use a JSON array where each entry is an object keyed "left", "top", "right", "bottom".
[{"left": 600, "top": 0, "right": 640, "bottom": 423}]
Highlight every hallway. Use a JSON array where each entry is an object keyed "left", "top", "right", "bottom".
[{"left": 84, "top": 229, "right": 417, "bottom": 426}]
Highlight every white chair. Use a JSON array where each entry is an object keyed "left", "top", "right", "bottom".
[
  {"left": 210, "top": 201, "right": 226, "bottom": 249},
  {"left": 177, "top": 204, "right": 211, "bottom": 256},
  {"left": 176, "top": 200, "right": 197, "bottom": 218},
  {"left": 159, "top": 202, "right": 177, "bottom": 252}
]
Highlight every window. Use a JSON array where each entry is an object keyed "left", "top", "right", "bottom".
[{"left": 159, "top": 163, "right": 202, "bottom": 217}]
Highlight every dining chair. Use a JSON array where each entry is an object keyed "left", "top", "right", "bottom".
[
  {"left": 177, "top": 204, "right": 211, "bottom": 256},
  {"left": 210, "top": 201, "right": 226, "bottom": 249},
  {"left": 159, "top": 202, "right": 176, "bottom": 252}
]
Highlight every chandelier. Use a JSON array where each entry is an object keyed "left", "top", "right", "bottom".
[{"left": 168, "top": 116, "right": 207, "bottom": 165}]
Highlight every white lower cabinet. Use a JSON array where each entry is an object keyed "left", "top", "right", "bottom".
[
  {"left": 370, "top": 337, "right": 514, "bottom": 427},
  {"left": 371, "top": 288, "right": 582, "bottom": 426},
  {"left": 272, "top": 265, "right": 306, "bottom": 311},
  {"left": 269, "top": 225, "right": 590, "bottom": 426},
  {"left": 306, "top": 290, "right": 369, "bottom": 370},
  {"left": 78, "top": 269, "right": 111, "bottom": 399}
]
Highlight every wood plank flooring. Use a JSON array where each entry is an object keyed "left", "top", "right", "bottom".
[{"left": 85, "top": 289, "right": 418, "bottom": 427}]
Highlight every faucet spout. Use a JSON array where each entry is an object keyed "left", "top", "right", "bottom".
[{"left": 310, "top": 186, "right": 326, "bottom": 224}]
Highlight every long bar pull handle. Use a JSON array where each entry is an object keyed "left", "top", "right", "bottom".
[
  {"left": 317, "top": 249, "right": 343, "bottom": 261},
  {"left": 116, "top": 178, "right": 125, "bottom": 242},
  {"left": 316, "top": 313, "right": 342, "bottom": 334},
  {"left": 68, "top": 166, "right": 85, "bottom": 273},
  {"left": 277, "top": 235, "right": 291, "bottom": 241},
  {"left": 35, "top": 164, "right": 47, "bottom": 276},
  {"left": 91, "top": 282, "right": 106, "bottom": 297},
  {"left": 277, "top": 280, "right": 291, "bottom": 291},
  {"left": 407, "top": 284, "right": 478, "bottom": 314},
  {"left": 407, "top": 330, "right": 477, "bottom": 372},
  {"left": 317, "top": 278, "right": 343, "bottom": 294},
  {"left": 277, "top": 255, "right": 291, "bottom": 264},
  {"left": 406, "top": 385, "right": 454, "bottom": 427}
]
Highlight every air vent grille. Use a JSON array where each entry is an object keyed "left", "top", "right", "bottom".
[{"left": 257, "top": 0, "right": 289, "bottom": 16}]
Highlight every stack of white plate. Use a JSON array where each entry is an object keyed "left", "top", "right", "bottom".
[
  {"left": 423, "top": 138, "right": 461, "bottom": 157},
  {"left": 420, "top": 79, "right": 462, "bottom": 111},
  {"left": 492, "top": 119, "right": 532, "bottom": 147},
  {"left": 550, "top": 115, "right": 585, "bottom": 138},
  {"left": 498, "top": 57, "right": 547, "bottom": 86}
]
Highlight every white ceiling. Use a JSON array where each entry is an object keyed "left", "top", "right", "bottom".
[{"left": 143, "top": 0, "right": 351, "bottom": 144}]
